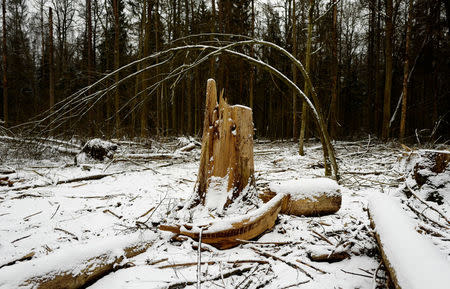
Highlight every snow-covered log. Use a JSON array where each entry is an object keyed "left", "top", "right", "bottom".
[
  {"left": 159, "top": 193, "right": 285, "bottom": 249},
  {"left": 260, "top": 178, "right": 341, "bottom": 216},
  {"left": 0, "top": 232, "right": 156, "bottom": 289},
  {"left": 368, "top": 193, "right": 450, "bottom": 289}
]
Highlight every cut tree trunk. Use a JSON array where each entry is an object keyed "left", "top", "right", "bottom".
[
  {"left": 259, "top": 190, "right": 341, "bottom": 217},
  {"left": 259, "top": 179, "right": 341, "bottom": 217},
  {"left": 193, "top": 79, "right": 255, "bottom": 210}
]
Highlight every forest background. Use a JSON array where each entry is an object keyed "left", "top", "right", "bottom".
[{"left": 0, "top": 0, "right": 449, "bottom": 142}]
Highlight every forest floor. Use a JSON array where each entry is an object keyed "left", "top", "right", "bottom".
[{"left": 0, "top": 137, "right": 449, "bottom": 289}]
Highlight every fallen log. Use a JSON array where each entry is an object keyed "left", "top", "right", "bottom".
[
  {"left": 0, "top": 136, "right": 79, "bottom": 155},
  {"left": 159, "top": 193, "right": 285, "bottom": 249},
  {"left": 368, "top": 193, "right": 450, "bottom": 289},
  {"left": 0, "top": 232, "right": 156, "bottom": 289},
  {"left": 259, "top": 178, "right": 341, "bottom": 216}
]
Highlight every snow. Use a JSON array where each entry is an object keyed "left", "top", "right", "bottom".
[
  {"left": 269, "top": 178, "right": 341, "bottom": 200},
  {"left": 1, "top": 137, "right": 448, "bottom": 288},
  {"left": 0, "top": 231, "right": 156, "bottom": 288},
  {"left": 368, "top": 193, "right": 450, "bottom": 289},
  {"left": 204, "top": 176, "right": 231, "bottom": 213}
]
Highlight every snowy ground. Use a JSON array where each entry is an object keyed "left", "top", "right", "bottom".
[{"left": 0, "top": 137, "right": 448, "bottom": 289}]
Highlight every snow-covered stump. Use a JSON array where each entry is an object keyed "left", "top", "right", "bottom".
[
  {"left": 368, "top": 193, "right": 450, "bottom": 289},
  {"left": 259, "top": 178, "right": 341, "bottom": 216},
  {"left": 193, "top": 79, "right": 255, "bottom": 210}
]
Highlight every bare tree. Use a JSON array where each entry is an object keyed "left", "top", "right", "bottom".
[
  {"left": 49, "top": 7, "right": 54, "bottom": 117},
  {"left": 299, "top": 0, "right": 314, "bottom": 156},
  {"left": 382, "top": 0, "right": 393, "bottom": 140},
  {"left": 1, "top": 0, "right": 7, "bottom": 127},
  {"left": 399, "top": 0, "right": 413, "bottom": 140}
]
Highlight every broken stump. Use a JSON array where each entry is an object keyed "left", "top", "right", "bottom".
[{"left": 194, "top": 79, "right": 255, "bottom": 211}]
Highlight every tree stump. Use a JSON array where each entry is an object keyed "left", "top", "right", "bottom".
[{"left": 194, "top": 79, "right": 255, "bottom": 211}]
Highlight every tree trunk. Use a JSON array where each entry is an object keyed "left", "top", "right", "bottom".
[
  {"left": 1, "top": 0, "right": 7, "bottom": 127},
  {"left": 155, "top": 0, "right": 161, "bottom": 136},
  {"left": 399, "top": 0, "right": 412, "bottom": 140},
  {"left": 299, "top": 0, "right": 314, "bottom": 155},
  {"left": 113, "top": 0, "right": 120, "bottom": 136},
  {"left": 329, "top": 0, "right": 338, "bottom": 139},
  {"left": 382, "top": 0, "right": 393, "bottom": 140},
  {"left": 209, "top": 0, "right": 216, "bottom": 77},
  {"left": 49, "top": 7, "right": 55, "bottom": 122},
  {"left": 249, "top": 0, "right": 255, "bottom": 109},
  {"left": 292, "top": 0, "right": 297, "bottom": 139},
  {"left": 194, "top": 79, "right": 255, "bottom": 211},
  {"left": 141, "top": 0, "right": 153, "bottom": 138},
  {"left": 87, "top": 0, "right": 94, "bottom": 135}
]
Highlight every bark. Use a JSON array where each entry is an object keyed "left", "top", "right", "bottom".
[
  {"left": 329, "top": 0, "right": 338, "bottom": 139},
  {"left": 155, "top": 0, "right": 161, "bottom": 136},
  {"left": 399, "top": 0, "right": 412, "bottom": 140},
  {"left": 382, "top": 0, "right": 393, "bottom": 140},
  {"left": 87, "top": 0, "right": 94, "bottom": 134},
  {"left": 259, "top": 189, "right": 341, "bottom": 217},
  {"left": 49, "top": 7, "right": 55, "bottom": 120},
  {"left": 299, "top": 0, "right": 314, "bottom": 155},
  {"left": 141, "top": 0, "right": 153, "bottom": 138},
  {"left": 249, "top": 0, "right": 255, "bottom": 109},
  {"left": 1, "top": 0, "right": 7, "bottom": 127},
  {"left": 160, "top": 193, "right": 284, "bottom": 249},
  {"left": 292, "top": 0, "right": 297, "bottom": 139},
  {"left": 209, "top": 0, "right": 216, "bottom": 77},
  {"left": 194, "top": 79, "right": 255, "bottom": 209},
  {"left": 113, "top": 0, "right": 120, "bottom": 136}
]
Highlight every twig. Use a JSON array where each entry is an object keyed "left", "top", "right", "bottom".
[
  {"left": 311, "top": 230, "right": 334, "bottom": 245},
  {"left": 103, "top": 209, "right": 122, "bottom": 219},
  {"left": 54, "top": 227, "right": 78, "bottom": 240},
  {"left": 236, "top": 239, "right": 301, "bottom": 246},
  {"left": 165, "top": 266, "right": 253, "bottom": 289},
  {"left": 405, "top": 183, "right": 449, "bottom": 224},
  {"left": 296, "top": 260, "right": 327, "bottom": 274},
  {"left": 11, "top": 235, "right": 31, "bottom": 244},
  {"left": 372, "top": 261, "right": 383, "bottom": 289},
  {"left": 148, "top": 258, "right": 168, "bottom": 266},
  {"left": 159, "top": 260, "right": 269, "bottom": 269},
  {"left": 51, "top": 204, "right": 60, "bottom": 219},
  {"left": 234, "top": 264, "right": 259, "bottom": 289},
  {"left": 23, "top": 211, "right": 43, "bottom": 220},
  {"left": 280, "top": 280, "right": 310, "bottom": 289},
  {"left": 340, "top": 269, "right": 372, "bottom": 278},
  {"left": 251, "top": 247, "right": 313, "bottom": 279},
  {"left": 405, "top": 203, "right": 448, "bottom": 229},
  {"left": 197, "top": 228, "right": 203, "bottom": 289},
  {"left": 138, "top": 207, "right": 155, "bottom": 218}
]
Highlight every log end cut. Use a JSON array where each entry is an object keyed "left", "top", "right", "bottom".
[{"left": 260, "top": 178, "right": 342, "bottom": 217}]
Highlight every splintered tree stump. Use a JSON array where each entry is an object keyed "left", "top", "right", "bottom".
[{"left": 194, "top": 79, "right": 255, "bottom": 211}]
